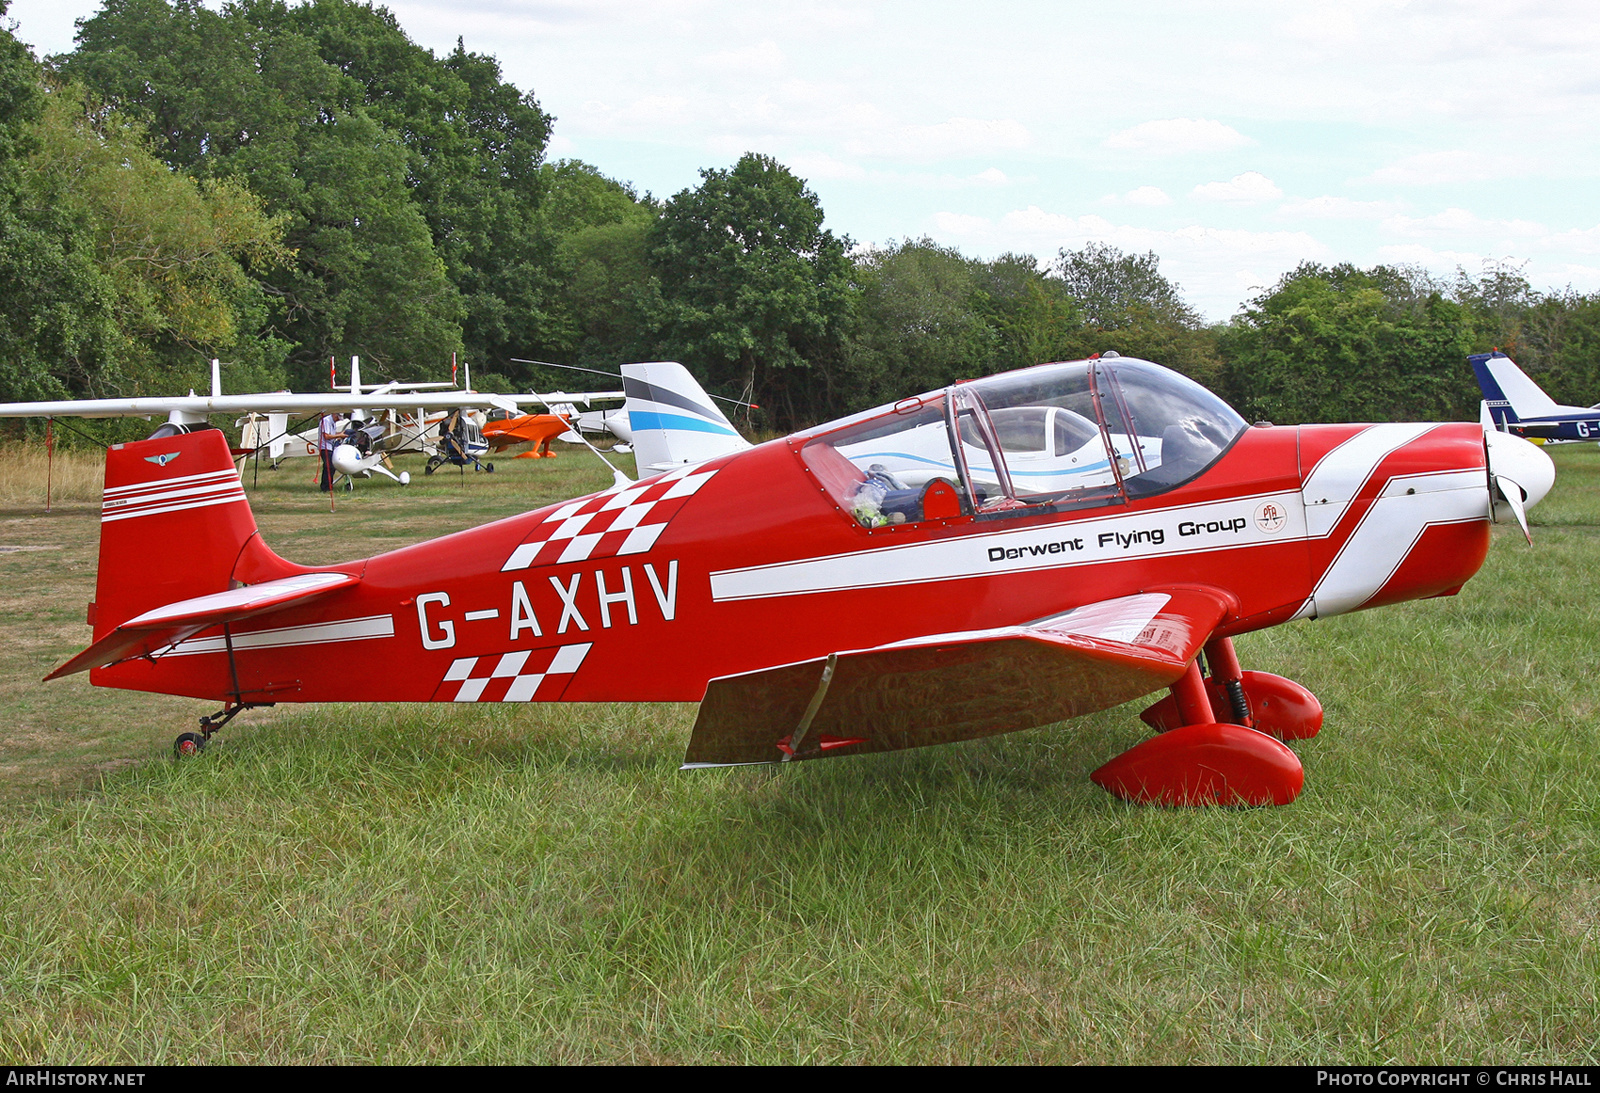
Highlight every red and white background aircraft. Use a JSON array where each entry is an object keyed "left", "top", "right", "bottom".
[{"left": 43, "top": 354, "right": 1554, "bottom": 806}]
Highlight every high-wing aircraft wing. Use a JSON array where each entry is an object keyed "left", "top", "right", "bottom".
[
  {"left": 684, "top": 586, "right": 1231, "bottom": 766},
  {"left": 0, "top": 391, "right": 623, "bottom": 418},
  {"left": 0, "top": 354, "right": 620, "bottom": 421}
]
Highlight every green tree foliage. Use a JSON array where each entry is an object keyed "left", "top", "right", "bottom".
[
  {"left": 844, "top": 239, "right": 1000, "bottom": 409},
  {"left": 0, "top": 14, "right": 286, "bottom": 412},
  {"left": 539, "top": 161, "right": 660, "bottom": 372},
  {"left": 0, "top": 9, "right": 106, "bottom": 404},
  {"left": 63, "top": 0, "right": 559, "bottom": 386},
  {"left": 650, "top": 153, "right": 853, "bottom": 426},
  {"left": 1052, "top": 243, "right": 1223, "bottom": 386},
  {"left": 268, "top": 3, "right": 558, "bottom": 373},
  {"left": 1453, "top": 264, "right": 1600, "bottom": 411},
  {"left": 1218, "top": 263, "right": 1479, "bottom": 424},
  {"left": 26, "top": 85, "right": 291, "bottom": 384}
]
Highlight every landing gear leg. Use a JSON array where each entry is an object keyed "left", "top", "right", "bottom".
[
  {"left": 1092, "top": 648, "right": 1306, "bottom": 807},
  {"left": 1136, "top": 638, "right": 1324, "bottom": 740},
  {"left": 173, "top": 703, "right": 270, "bottom": 758}
]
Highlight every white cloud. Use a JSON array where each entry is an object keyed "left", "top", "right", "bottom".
[
  {"left": 1361, "top": 150, "right": 1484, "bottom": 187},
  {"left": 1382, "top": 208, "right": 1545, "bottom": 238},
  {"left": 1103, "top": 118, "right": 1252, "bottom": 155},
  {"left": 1278, "top": 195, "right": 1398, "bottom": 219},
  {"left": 1540, "top": 225, "right": 1600, "bottom": 255},
  {"left": 1545, "top": 262, "right": 1600, "bottom": 290},
  {"left": 1124, "top": 186, "right": 1172, "bottom": 206},
  {"left": 848, "top": 117, "right": 1031, "bottom": 161},
  {"left": 698, "top": 39, "right": 785, "bottom": 73},
  {"left": 784, "top": 152, "right": 867, "bottom": 181},
  {"left": 1193, "top": 171, "right": 1282, "bottom": 203},
  {"left": 973, "top": 167, "right": 1009, "bottom": 185},
  {"left": 1374, "top": 243, "right": 1488, "bottom": 269},
  {"left": 929, "top": 205, "right": 1329, "bottom": 320}
]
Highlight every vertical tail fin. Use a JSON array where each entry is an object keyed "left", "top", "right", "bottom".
[
  {"left": 1469, "top": 351, "right": 1560, "bottom": 426},
  {"left": 621, "top": 361, "right": 752, "bottom": 475},
  {"left": 92, "top": 430, "right": 292, "bottom": 639}
]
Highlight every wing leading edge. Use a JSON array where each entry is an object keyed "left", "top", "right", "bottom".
[{"left": 683, "top": 586, "right": 1232, "bottom": 767}]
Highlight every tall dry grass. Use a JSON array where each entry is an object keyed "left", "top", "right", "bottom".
[{"left": 0, "top": 446, "right": 105, "bottom": 506}]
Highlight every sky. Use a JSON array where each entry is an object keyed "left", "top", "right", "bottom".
[{"left": 7, "top": 0, "right": 1600, "bottom": 321}]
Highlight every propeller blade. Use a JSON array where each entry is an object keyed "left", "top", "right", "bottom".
[
  {"left": 1479, "top": 399, "right": 1496, "bottom": 432},
  {"left": 1494, "top": 474, "right": 1533, "bottom": 545}
]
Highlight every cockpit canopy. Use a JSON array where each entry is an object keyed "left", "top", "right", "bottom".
[{"left": 800, "top": 356, "right": 1248, "bottom": 528}]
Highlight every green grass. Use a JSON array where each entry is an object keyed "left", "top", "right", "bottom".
[{"left": 1, "top": 443, "right": 1599, "bottom": 1062}]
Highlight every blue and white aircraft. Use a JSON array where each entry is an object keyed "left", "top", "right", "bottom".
[{"left": 1471, "top": 350, "right": 1600, "bottom": 442}]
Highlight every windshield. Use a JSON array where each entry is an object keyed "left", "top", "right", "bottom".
[
  {"left": 801, "top": 357, "right": 1248, "bottom": 528},
  {"left": 1094, "top": 358, "right": 1248, "bottom": 497}
]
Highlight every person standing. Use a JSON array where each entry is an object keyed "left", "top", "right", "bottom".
[{"left": 317, "top": 412, "right": 338, "bottom": 492}]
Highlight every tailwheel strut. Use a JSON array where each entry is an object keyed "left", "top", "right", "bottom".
[{"left": 173, "top": 703, "right": 271, "bottom": 758}]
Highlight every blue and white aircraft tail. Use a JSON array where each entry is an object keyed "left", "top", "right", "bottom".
[
  {"left": 619, "top": 361, "right": 752, "bottom": 475},
  {"left": 1469, "top": 350, "right": 1600, "bottom": 442}
]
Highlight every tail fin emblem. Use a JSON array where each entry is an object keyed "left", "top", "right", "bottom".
[{"left": 144, "top": 452, "right": 181, "bottom": 467}]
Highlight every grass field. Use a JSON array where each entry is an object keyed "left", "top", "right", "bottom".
[{"left": 1, "top": 441, "right": 1598, "bottom": 1063}]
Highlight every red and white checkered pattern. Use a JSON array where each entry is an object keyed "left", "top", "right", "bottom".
[
  {"left": 435, "top": 642, "right": 592, "bottom": 702},
  {"left": 501, "top": 466, "right": 720, "bottom": 572}
]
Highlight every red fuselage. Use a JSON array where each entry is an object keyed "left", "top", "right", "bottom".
[{"left": 91, "top": 421, "right": 1491, "bottom": 707}]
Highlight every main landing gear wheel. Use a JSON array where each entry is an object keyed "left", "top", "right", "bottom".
[
  {"left": 1093, "top": 637, "right": 1318, "bottom": 807},
  {"left": 174, "top": 732, "right": 206, "bottom": 758},
  {"left": 1090, "top": 722, "right": 1304, "bottom": 806}
]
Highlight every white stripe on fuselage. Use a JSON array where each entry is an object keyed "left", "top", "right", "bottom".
[
  {"left": 710, "top": 490, "right": 1308, "bottom": 602},
  {"left": 103, "top": 468, "right": 240, "bottom": 499},
  {"left": 1296, "top": 468, "right": 1486, "bottom": 618},
  {"left": 1302, "top": 424, "right": 1436, "bottom": 537},
  {"left": 155, "top": 614, "right": 395, "bottom": 657},
  {"left": 713, "top": 425, "right": 1487, "bottom": 615}
]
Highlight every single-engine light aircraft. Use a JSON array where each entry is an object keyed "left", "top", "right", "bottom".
[
  {"left": 48, "top": 355, "right": 1554, "bottom": 807},
  {"left": 1472, "top": 350, "right": 1600, "bottom": 443}
]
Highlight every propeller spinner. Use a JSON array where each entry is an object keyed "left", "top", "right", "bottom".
[{"left": 1484, "top": 426, "right": 1555, "bottom": 544}]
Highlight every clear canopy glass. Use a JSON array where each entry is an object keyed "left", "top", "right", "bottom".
[{"left": 801, "top": 357, "right": 1248, "bottom": 527}]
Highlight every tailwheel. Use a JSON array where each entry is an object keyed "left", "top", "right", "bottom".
[
  {"left": 174, "top": 732, "right": 206, "bottom": 758},
  {"left": 1091, "top": 723, "right": 1304, "bottom": 807}
]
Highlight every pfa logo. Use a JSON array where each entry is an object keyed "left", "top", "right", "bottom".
[{"left": 1254, "top": 500, "right": 1288, "bottom": 534}]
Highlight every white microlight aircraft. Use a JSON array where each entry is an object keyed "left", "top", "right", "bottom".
[{"left": 0, "top": 357, "right": 629, "bottom": 491}]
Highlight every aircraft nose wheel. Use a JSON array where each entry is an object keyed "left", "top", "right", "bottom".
[{"left": 174, "top": 732, "right": 206, "bottom": 757}]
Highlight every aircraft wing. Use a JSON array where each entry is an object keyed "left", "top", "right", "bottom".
[
  {"left": 683, "top": 586, "right": 1231, "bottom": 767},
  {"left": 0, "top": 391, "right": 624, "bottom": 419},
  {"left": 46, "top": 572, "right": 359, "bottom": 680}
]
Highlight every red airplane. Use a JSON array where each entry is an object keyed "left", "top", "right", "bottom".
[{"left": 49, "top": 355, "right": 1555, "bottom": 806}]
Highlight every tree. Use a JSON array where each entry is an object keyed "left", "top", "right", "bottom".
[
  {"left": 1051, "top": 243, "right": 1222, "bottom": 386},
  {"left": 650, "top": 153, "right": 853, "bottom": 427},
  {"left": 22, "top": 82, "right": 291, "bottom": 392},
  {"left": 0, "top": 11, "right": 118, "bottom": 405},
  {"left": 62, "top": 0, "right": 470, "bottom": 387},
  {"left": 844, "top": 239, "right": 1000, "bottom": 409},
  {"left": 1218, "top": 263, "right": 1478, "bottom": 423}
]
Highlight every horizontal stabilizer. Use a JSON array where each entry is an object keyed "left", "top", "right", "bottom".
[
  {"left": 47, "top": 571, "right": 358, "bottom": 680},
  {"left": 684, "top": 586, "right": 1230, "bottom": 767}
]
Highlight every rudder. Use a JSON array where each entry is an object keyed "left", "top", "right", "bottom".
[
  {"left": 622, "top": 361, "right": 752, "bottom": 475},
  {"left": 92, "top": 429, "right": 292, "bottom": 641}
]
